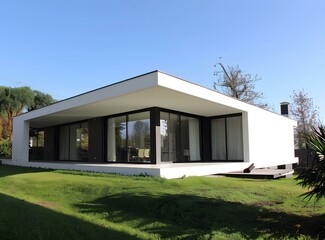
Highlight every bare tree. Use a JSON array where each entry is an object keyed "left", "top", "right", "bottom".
[
  {"left": 214, "top": 62, "right": 268, "bottom": 109},
  {"left": 290, "top": 90, "right": 320, "bottom": 148}
]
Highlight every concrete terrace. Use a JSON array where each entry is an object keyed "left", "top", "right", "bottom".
[{"left": 1, "top": 159, "right": 250, "bottom": 179}]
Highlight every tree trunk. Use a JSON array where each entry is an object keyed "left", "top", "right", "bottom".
[{"left": 6, "top": 111, "right": 13, "bottom": 142}]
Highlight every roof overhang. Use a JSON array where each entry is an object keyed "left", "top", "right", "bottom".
[{"left": 16, "top": 71, "right": 287, "bottom": 128}]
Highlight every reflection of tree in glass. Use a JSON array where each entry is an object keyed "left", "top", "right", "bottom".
[
  {"left": 37, "top": 131, "right": 45, "bottom": 147},
  {"left": 115, "top": 122, "right": 126, "bottom": 148},
  {"left": 77, "top": 128, "right": 89, "bottom": 150},
  {"left": 130, "top": 121, "right": 150, "bottom": 148}
]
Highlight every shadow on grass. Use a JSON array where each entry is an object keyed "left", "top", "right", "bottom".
[
  {"left": 0, "top": 164, "right": 52, "bottom": 178},
  {"left": 75, "top": 193, "right": 325, "bottom": 239},
  {"left": 0, "top": 193, "right": 140, "bottom": 240}
]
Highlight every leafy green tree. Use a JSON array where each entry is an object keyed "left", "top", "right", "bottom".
[
  {"left": 0, "top": 87, "right": 56, "bottom": 141},
  {"left": 214, "top": 62, "right": 269, "bottom": 109},
  {"left": 296, "top": 126, "right": 325, "bottom": 202},
  {"left": 28, "top": 90, "right": 56, "bottom": 111},
  {"left": 0, "top": 86, "right": 34, "bottom": 141}
]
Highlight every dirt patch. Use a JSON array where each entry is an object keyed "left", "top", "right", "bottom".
[
  {"left": 35, "top": 201, "right": 57, "bottom": 209},
  {"left": 255, "top": 201, "right": 283, "bottom": 207}
]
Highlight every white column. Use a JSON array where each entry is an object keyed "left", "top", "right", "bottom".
[
  {"left": 12, "top": 117, "right": 30, "bottom": 163},
  {"left": 155, "top": 126, "right": 161, "bottom": 164},
  {"left": 242, "top": 112, "right": 250, "bottom": 163}
]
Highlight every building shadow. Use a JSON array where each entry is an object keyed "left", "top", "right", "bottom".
[
  {"left": 0, "top": 164, "right": 52, "bottom": 178},
  {"left": 0, "top": 193, "right": 139, "bottom": 240},
  {"left": 75, "top": 193, "right": 325, "bottom": 239}
]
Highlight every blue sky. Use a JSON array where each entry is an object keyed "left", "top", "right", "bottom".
[{"left": 0, "top": 0, "right": 324, "bottom": 121}]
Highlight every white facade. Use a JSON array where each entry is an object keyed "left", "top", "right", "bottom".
[{"left": 5, "top": 71, "right": 297, "bottom": 178}]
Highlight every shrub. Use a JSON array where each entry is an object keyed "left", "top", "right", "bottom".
[
  {"left": 295, "top": 126, "right": 325, "bottom": 202},
  {"left": 0, "top": 141, "right": 12, "bottom": 157}
]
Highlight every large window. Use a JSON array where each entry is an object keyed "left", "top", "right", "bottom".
[
  {"left": 107, "top": 111, "right": 150, "bottom": 163},
  {"left": 107, "top": 116, "right": 127, "bottom": 162},
  {"left": 211, "top": 115, "right": 243, "bottom": 161},
  {"left": 29, "top": 129, "right": 44, "bottom": 160},
  {"left": 160, "top": 112, "right": 201, "bottom": 162},
  {"left": 59, "top": 122, "right": 89, "bottom": 161},
  {"left": 160, "top": 112, "right": 177, "bottom": 162}
]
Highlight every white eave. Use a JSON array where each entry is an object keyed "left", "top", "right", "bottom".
[{"left": 15, "top": 70, "right": 296, "bottom": 128}]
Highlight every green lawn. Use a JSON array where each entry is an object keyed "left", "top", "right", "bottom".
[{"left": 0, "top": 165, "right": 324, "bottom": 240}]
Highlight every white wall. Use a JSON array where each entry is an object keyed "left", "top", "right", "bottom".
[
  {"left": 246, "top": 109, "right": 297, "bottom": 168},
  {"left": 12, "top": 118, "right": 30, "bottom": 163}
]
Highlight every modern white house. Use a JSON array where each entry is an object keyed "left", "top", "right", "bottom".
[{"left": 3, "top": 70, "right": 298, "bottom": 178}]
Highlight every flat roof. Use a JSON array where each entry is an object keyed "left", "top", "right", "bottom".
[{"left": 15, "top": 70, "right": 294, "bottom": 128}]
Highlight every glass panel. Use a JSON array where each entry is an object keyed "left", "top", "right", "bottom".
[
  {"left": 227, "top": 116, "right": 243, "bottom": 160},
  {"left": 59, "top": 125, "right": 69, "bottom": 160},
  {"left": 59, "top": 122, "right": 89, "bottom": 161},
  {"left": 211, "top": 118, "right": 227, "bottom": 160},
  {"left": 160, "top": 112, "right": 177, "bottom": 162},
  {"left": 180, "top": 116, "right": 201, "bottom": 161},
  {"left": 29, "top": 130, "right": 38, "bottom": 147},
  {"left": 77, "top": 122, "right": 89, "bottom": 161},
  {"left": 128, "top": 112, "right": 150, "bottom": 163},
  {"left": 107, "top": 116, "right": 127, "bottom": 162},
  {"left": 69, "top": 123, "right": 79, "bottom": 160},
  {"left": 37, "top": 131, "right": 45, "bottom": 147},
  {"left": 29, "top": 129, "right": 44, "bottom": 160},
  {"left": 180, "top": 116, "right": 189, "bottom": 161},
  {"left": 29, "top": 130, "right": 44, "bottom": 147}
]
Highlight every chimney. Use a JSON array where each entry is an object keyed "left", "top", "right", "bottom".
[{"left": 280, "top": 102, "right": 290, "bottom": 117}]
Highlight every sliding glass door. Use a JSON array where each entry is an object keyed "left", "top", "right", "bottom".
[
  {"left": 107, "top": 111, "right": 150, "bottom": 163},
  {"left": 59, "top": 122, "right": 89, "bottom": 161},
  {"left": 128, "top": 112, "right": 150, "bottom": 163},
  {"left": 211, "top": 115, "right": 243, "bottom": 161},
  {"left": 160, "top": 112, "right": 201, "bottom": 162},
  {"left": 226, "top": 116, "right": 243, "bottom": 160},
  {"left": 180, "top": 116, "right": 201, "bottom": 161},
  {"left": 211, "top": 118, "right": 226, "bottom": 160},
  {"left": 107, "top": 116, "right": 127, "bottom": 162},
  {"left": 160, "top": 112, "right": 177, "bottom": 162}
]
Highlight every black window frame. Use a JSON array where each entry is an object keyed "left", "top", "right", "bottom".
[{"left": 210, "top": 113, "right": 244, "bottom": 162}]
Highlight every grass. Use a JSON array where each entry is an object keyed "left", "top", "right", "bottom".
[{"left": 0, "top": 165, "right": 324, "bottom": 239}]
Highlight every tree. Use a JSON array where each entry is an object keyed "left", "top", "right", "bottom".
[
  {"left": 290, "top": 90, "right": 320, "bottom": 148},
  {"left": 28, "top": 90, "right": 56, "bottom": 111},
  {"left": 296, "top": 125, "right": 325, "bottom": 202},
  {"left": 0, "top": 111, "right": 10, "bottom": 140},
  {"left": 0, "top": 86, "right": 34, "bottom": 141},
  {"left": 214, "top": 62, "right": 268, "bottom": 109}
]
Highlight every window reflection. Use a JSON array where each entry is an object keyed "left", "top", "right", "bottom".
[
  {"left": 59, "top": 122, "right": 89, "bottom": 161},
  {"left": 160, "top": 112, "right": 201, "bottom": 162},
  {"left": 107, "top": 111, "right": 150, "bottom": 163}
]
